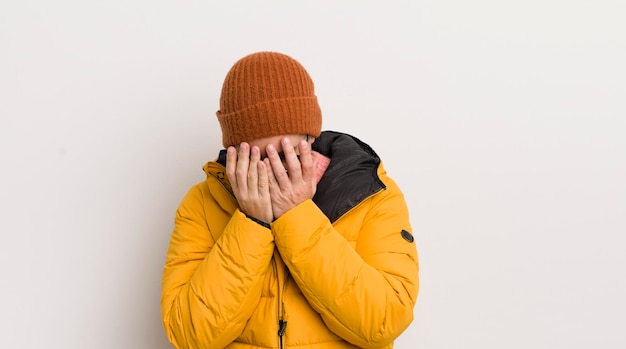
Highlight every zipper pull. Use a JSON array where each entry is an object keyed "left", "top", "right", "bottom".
[{"left": 278, "top": 319, "right": 287, "bottom": 337}]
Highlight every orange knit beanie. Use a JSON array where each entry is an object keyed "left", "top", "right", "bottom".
[{"left": 216, "top": 51, "right": 322, "bottom": 147}]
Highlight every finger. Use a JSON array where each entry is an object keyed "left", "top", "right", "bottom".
[
  {"left": 250, "top": 145, "right": 261, "bottom": 163},
  {"left": 266, "top": 144, "right": 289, "bottom": 185},
  {"left": 264, "top": 158, "right": 280, "bottom": 193},
  {"left": 257, "top": 160, "right": 269, "bottom": 197},
  {"left": 247, "top": 146, "right": 260, "bottom": 195},
  {"left": 298, "top": 139, "right": 314, "bottom": 183},
  {"left": 225, "top": 146, "right": 239, "bottom": 191},
  {"left": 281, "top": 137, "right": 302, "bottom": 179},
  {"left": 236, "top": 142, "right": 250, "bottom": 192}
]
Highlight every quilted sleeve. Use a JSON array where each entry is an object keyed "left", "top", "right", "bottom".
[
  {"left": 161, "top": 184, "right": 275, "bottom": 349},
  {"left": 273, "top": 177, "right": 419, "bottom": 348}
]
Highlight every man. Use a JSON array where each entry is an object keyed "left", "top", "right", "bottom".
[{"left": 161, "top": 51, "right": 419, "bottom": 348}]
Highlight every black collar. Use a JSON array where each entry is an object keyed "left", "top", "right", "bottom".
[{"left": 312, "top": 131, "right": 386, "bottom": 222}]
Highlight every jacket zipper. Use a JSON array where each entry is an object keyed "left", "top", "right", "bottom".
[
  {"left": 278, "top": 318, "right": 287, "bottom": 349},
  {"left": 278, "top": 282, "right": 288, "bottom": 348},
  {"left": 274, "top": 254, "right": 289, "bottom": 349}
]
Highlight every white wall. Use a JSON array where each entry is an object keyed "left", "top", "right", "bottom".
[{"left": 1, "top": 1, "right": 625, "bottom": 348}]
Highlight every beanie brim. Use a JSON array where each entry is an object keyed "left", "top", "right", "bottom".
[{"left": 217, "top": 96, "right": 322, "bottom": 147}]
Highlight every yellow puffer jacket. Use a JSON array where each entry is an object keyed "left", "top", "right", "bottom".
[{"left": 161, "top": 131, "right": 419, "bottom": 349}]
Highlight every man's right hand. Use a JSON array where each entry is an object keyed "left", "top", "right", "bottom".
[{"left": 226, "top": 142, "right": 273, "bottom": 224}]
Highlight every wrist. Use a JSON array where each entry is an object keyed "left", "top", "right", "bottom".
[{"left": 245, "top": 213, "right": 271, "bottom": 229}]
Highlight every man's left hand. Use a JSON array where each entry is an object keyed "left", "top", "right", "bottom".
[{"left": 264, "top": 137, "right": 317, "bottom": 219}]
